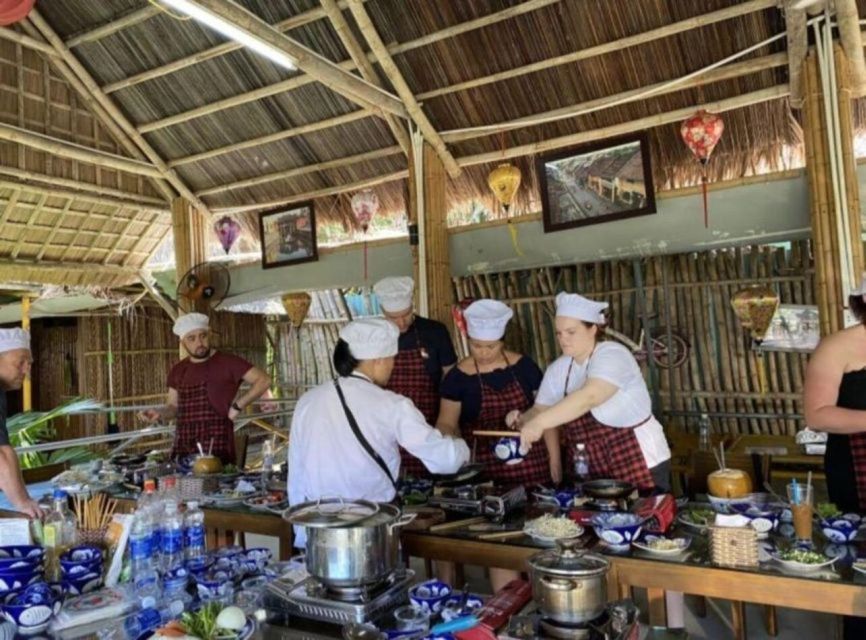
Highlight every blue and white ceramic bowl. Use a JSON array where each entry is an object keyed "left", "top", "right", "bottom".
[
  {"left": 0, "top": 556, "right": 40, "bottom": 572},
  {"left": 591, "top": 513, "right": 644, "bottom": 547},
  {"left": 214, "top": 545, "right": 245, "bottom": 559},
  {"left": 61, "top": 572, "right": 102, "bottom": 596},
  {"left": 196, "top": 573, "right": 234, "bottom": 602},
  {"left": 185, "top": 556, "right": 214, "bottom": 577},
  {"left": 729, "top": 502, "right": 781, "bottom": 539},
  {"left": 1, "top": 583, "right": 63, "bottom": 635},
  {"left": 241, "top": 548, "right": 272, "bottom": 573},
  {"left": 440, "top": 594, "right": 484, "bottom": 622},
  {"left": 492, "top": 437, "right": 524, "bottom": 465},
  {"left": 59, "top": 560, "right": 102, "bottom": 579},
  {"left": 0, "top": 547, "right": 43, "bottom": 562},
  {"left": 60, "top": 546, "right": 102, "bottom": 565},
  {"left": 0, "top": 572, "right": 41, "bottom": 593},
  {"left": 820, "top": 515, "right": 861, "bottom": 543},
  {"left": 408, "top": 580, "right": 452, "bottom": 614}
]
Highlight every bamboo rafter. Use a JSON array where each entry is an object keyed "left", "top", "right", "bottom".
[{"left": 65, "top": 6, "right": 161, "bottom": 49}]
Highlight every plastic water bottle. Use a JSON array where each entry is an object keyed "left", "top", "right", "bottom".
[
  {"left": 574, "top": 443, "right": 590, "bottom": 483},
  {"left": 261, "top": 437, "right": 275, "bottom": 488},
  {"left": 698, "top": 413, "right": 712, "bottom": 452},
  {"left": 130, "top": 507, "right": 161, "bottom": 609},
  {"left": 160, "top": 502, "right": 184, "bottom": 573},
  {"left": 122, "top": 601, "right": 184, "bottom": 639},
  {"left": 183, "top": 501, "right": 206, "bottom": 562},
  {"left": 138, "top": 479, "right": 159, "bottom": 558}
]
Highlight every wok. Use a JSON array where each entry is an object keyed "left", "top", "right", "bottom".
[{"left": 581, "top": 479, "right": 635, "bottom": 500}]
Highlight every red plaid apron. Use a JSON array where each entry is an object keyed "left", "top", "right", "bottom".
[
  {"left": 562, "top": 413, "right": 655, "bottom": 492},
  {"left": 467, "top": 360, "right": 549, "bottom": 489},
  {"left": 849, "top": 434, "right": 866, "bottom": 510},
  {"left": 558, "top": 356, "right": 654, "bottom": 492},
  {"left": 172, "top": 381, "right": 236, "bottom": 464},
  {"left": 386, "top": 339, "right": 440, "bottom": 479}
]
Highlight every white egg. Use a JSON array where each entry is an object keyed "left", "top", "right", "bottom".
[{"left": 215, "top": 606, "right": 246, "bottom": 632}]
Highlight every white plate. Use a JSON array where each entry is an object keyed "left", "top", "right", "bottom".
[
  {"left": 632, "top": 536, "right": 691, "bottom": 556},
  {"left": 851, "top": 562, "right": 866, "bottom": 576},
  {"left": 772, "top": 553, "right": 835, "bottom": 574},
  {"left": 243, "top": 496, "right": 284, "bottom": 511}
]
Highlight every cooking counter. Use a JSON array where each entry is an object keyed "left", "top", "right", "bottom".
[{"left": 400, "top": 511, "right": 866, "bottom": 639}]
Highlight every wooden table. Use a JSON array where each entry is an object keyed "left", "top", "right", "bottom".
[{"left": 402, "top": 528, "right": 866, "bottom": 639}]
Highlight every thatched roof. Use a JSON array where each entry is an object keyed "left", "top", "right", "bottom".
[{"left": 0, "top": 0, "right": 857, "bottom": 270}]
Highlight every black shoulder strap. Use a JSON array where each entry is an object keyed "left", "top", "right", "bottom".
[{"left": 333, "top": 379, "right": 398, "bottom": 492}]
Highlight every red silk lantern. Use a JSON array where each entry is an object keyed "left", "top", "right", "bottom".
[
  {"left": 0, "top": 0, "right": 34, "bottom": 26},
  {"left": 680, "top": 110, "right": 724, "bottom": 228},
  {"left": 351, "top": 190, "right": 380, "bottom": 279},
  {"left": 451, "top": 298, "right": 475, "bottom": 337},
  {"left": 213, "top": 216, "right": 241, "bottom": 254}
]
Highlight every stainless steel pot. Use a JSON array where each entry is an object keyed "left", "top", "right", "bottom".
[
  {"left": 284, "top": 498, "right": 416, "bottom": 588},
  {"left": 528, "top": 538, "right": 610, "bottom": 624}
]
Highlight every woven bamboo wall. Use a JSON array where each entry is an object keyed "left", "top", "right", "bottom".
[{"left": 31, "top": 320, "right": 84, "bottom": 438}]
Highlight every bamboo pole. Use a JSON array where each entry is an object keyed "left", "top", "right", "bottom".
[
  {"left": 0, "top": 122, "right": 163, "bottom": 178},
  {"left": 441, "top": 52, "right": 789, "bottom": 142},
  {"left": 27, "top": 11, "right": 210, "bottom": 213},
  {"left": 418, "top": 0, "right": 777, "bottom": 101},
  {"left": 836, "top": 0, "right": 866, "bottom": 97},
  {"left": 65, "top": 6, "right": 160, "bottom": 49},
  {"left": 0, "top": 26, "right": 58, "bottom": 56},
  {"left": 320, "top": 0, "right": 410, "bottom": 156},
  {"left": 345, "top": 0, "right": 460, "bottom": 178},
  {"left": 189, "top": 0, "right": 406, "bottom": 119},
  {"left": 783, "top": 1, "right": 808, "bottom": 108},
  {"left": 196, "top": 146, "right": 402, "bottom": 197}
]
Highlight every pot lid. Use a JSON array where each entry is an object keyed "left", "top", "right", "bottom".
[
  {"left": 528, "top": 539, "right": 609, "bottom": 577},
  {"left": 284, "top": 497, "right": 380, "bottom": 528}
]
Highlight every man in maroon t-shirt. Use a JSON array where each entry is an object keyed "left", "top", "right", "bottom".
[{"left": 139, "top": 313, "right": 271, "bottom": 464}]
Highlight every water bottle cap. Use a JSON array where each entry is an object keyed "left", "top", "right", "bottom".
[
  {"left": 52, "top": 489, "right": 67, "bottom": 500},
  {"left": 187, "top": 501, "right": 198, "bottom": 509},
  {"left": 140, "top": 596, "right": 156, "bottom": 609}
]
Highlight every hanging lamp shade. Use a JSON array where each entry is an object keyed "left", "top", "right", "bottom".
[
  {"left": 0, "top": 0, "right": 34, "bottom": 26},
  {"left": 731, "top": 285, "right": 780, "bottom": 344},
  {"left": 281, "top": 292, "right": 311, "bottom": 328},
  {"left": 351, "top": 190, "right": 380, "bottom": 232},
  {"left": 680, "top": 110, "right": 725, "bottom": 228},
  {"left": 213, "top": 216, "right": 241, "bottom": 254},
  {"left": 487, "top": 163, "right": 522, "bottom": 211}
]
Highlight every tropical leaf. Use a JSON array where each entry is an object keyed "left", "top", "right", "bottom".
[
  {"left": 48, "top": 447, "right": 94, "bottom": 465},
  {"left": 8, "top": 398, "right": 102, "bottom": 469}
]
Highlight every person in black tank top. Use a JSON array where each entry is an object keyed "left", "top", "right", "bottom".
[{"left": 804, "top": 282, "right": 866, "bottom": 639}]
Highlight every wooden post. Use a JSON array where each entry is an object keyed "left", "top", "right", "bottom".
[
  {"left": 171, "top": 197, "right": 208, "bottom": 314},
  {"left": 422, "top": 143, "right": 452, "bottom": 326},
  {"left": 21, "top": 296, "right": 31, "bottom": 411},
  {"left": 802, "top": 46, "right": 863, "bottom": 336}
]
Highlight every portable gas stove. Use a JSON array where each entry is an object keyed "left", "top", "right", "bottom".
[
  {"left": 505, "top": 600, "right": 640, "bottom": 640},
  {"left": 428, "top": 483, "right": 526, "bottom": 520},
  {"left": 266, "top": 569, "right": 415, "bottom": 625}
]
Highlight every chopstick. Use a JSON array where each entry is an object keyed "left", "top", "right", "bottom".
[
  {"left": 476, "top": 530, "right": 525, "bottom": 541},
  {"left": 429, "top": 517, "right": 486, "bottom": 532},
  {"left": 471, "top": 431, "right": 519, "bottom": 438}
]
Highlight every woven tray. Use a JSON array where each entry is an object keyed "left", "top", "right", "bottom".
[
  {"left": 178, "top": 475, "right": 219, "bottom": 501},
  {"left": 708, "top": 525, "right": 758, "bottom": 568}
]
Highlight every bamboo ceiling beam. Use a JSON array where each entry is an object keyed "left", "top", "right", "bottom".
[
  {"left": 34, "top": 200, "right": 76, "bottom": 261},
  {"left": 416, "top": 0, "right": 779, "bottom": 101},
  {"left": 0, "top": 121, "right": 164, "bottom": 178},
  {"left": 0, "top": 177, "right": 168, "bottom": 214},
  {"left": 103, "top": 211, "right": 142, "bottom": 265},
  {"left": 189, "top": 0, "right": 407, "bottom": 119},
  {"left": 18, "top": 20, "right": 178, "bottom": 203},
  {"left": 441, "top": 52, "right": 788, "bottom": 142},
  {"left": 126, "top": 0, "right": 555, "bottom": 135},
  {"left": 65, "top": 6, "right": 161, "bottom": 49},
  {"left": 0, "top": 26, "right": 58, "bottom": 57},
  {"left": 27, "top": 11, "right": 210, "bottom": 213},
  {"left": 196, "top": 145, "right": 402, "bottom": 197},
  {"left": 783, "top": 1, "right": 808, "bottom": 108},
  {"left": 836, "top": 0, "right": 866, "bottom": 97},
  {"left": 346, "top": 0, "right": 460, "bottom": 178},
  {"left": 457, "top": 85, "right": 789, "bottom": 167},
  {"left": 10, "top": 194, "right": 46, "bottom": 260},
  {"left": 0, "top": 165, "right": 166, "bottom": 208},
  {"left": 102, "top": 0, "right": 551, "bottom": 94},
  {"left": 168, "top": 108, "right": 370, "bottom": 168},
  {"left": 0, "top": 259, "right": 142, "bottom": 282},
  {"left": 320, "top": 0, "right": 409, "bottom": 157},
  {"left": 210, "top": 169, "right": 408, "bottom": 214}
]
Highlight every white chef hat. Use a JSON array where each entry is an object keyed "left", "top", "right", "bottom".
[
  {"left": 339, "top": 318, "right": 399, "bottom": 360},
  {"left": 555, "top": 292, "right": 609, "bottom": 324},
  {"left": 173, "top": 312, "right": 209, "bottom": 338},
  {"left": 373, "top": 276, "right": 414, "bottom": 313},
  {"left": 850, "top": 272, "right": 866, "bottom": 298},
  {"left": 464, "top": 299, "right": 513, "bottom": 341},
  {"left": 0, "top": 328, "right": 30, "bottom": 354}
]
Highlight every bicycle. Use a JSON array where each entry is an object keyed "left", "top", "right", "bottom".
[{"left": 604, "top": 321, "right": 690, "bottom": 369}]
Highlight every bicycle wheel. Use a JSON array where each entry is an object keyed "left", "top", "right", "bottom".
[{"left": 649, "top": 328, "right": 690, "bottom": 368}]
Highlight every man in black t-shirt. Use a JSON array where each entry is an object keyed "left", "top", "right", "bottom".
[
  {"left": 374, "top": 277, "right": 457, "bottom": 477},
  {"left": 0, "top": 329, "right": 43, "bottom": 518}
]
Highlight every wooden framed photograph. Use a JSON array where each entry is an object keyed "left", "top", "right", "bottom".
[
  {"left": 537, "top": 132, "right": 656, "bottom": 233},
  {"left": 259, "top": 201, "right": 318, "bottom": 269}
]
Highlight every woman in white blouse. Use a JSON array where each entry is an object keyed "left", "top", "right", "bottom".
[{"left": 510, "top": 292, "right": 671, "bottom": 493}]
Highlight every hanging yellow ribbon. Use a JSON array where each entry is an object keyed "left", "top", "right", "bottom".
[{"left": 507, "top": 219, "right": 524, "bottom": 256}]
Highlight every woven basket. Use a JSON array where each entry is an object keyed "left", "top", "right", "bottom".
[
  {"left": 178, "top": 476, "right": 219, "bottom": 501},
  {"left": 78, "top": 527, "right": 109, "bottom": 548},
  {"left": 708, "top": 525, "right": 758, "bottom": 568}
]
